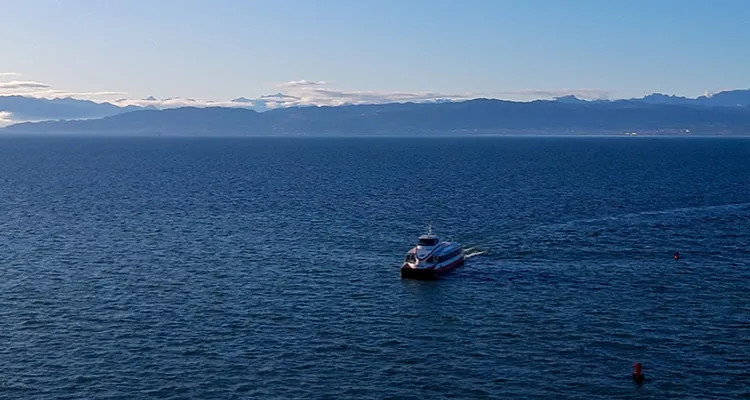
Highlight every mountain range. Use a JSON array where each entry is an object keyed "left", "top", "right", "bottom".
[
  {"left": 2, "top": 89, "right": 750, "bottom": 136},
  {"left": 0, "top": 95, "right": 150, "bottom": 122},
  {"left": 554, "top": 89, "right": 750, "bottom": 108},
  {"left": 4, "top": 97, "right": 750, "bottom": 136}
]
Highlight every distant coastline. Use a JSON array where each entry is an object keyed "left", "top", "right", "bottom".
[{"left": 2, "top": 94, "right": 750, "bottom": 136}]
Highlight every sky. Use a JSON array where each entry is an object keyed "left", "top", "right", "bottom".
[{"left": 1, "top": 0, "right": 750, "bottom": 108}]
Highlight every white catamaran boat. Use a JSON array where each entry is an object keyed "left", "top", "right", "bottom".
[{"left": 400, "top": 225, "right": 465, "bottom": 280}]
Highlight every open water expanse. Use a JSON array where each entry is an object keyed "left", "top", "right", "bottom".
[{"left": 0, "top": 136, "right": 748, "bottom": 399}]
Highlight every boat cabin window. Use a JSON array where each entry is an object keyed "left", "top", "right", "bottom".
[{"left": 418, "top": 237, "right": 438, "bottom": 246}]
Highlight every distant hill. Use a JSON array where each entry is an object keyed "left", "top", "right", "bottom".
[
  {"left": 619, "top": 89, "right": 750, "bottom": 107},
  {"left": 554, "top": 89, "right": 750, "bottom": 108},
  {"left": 0, "top": 95, "right": 147, "bottom": 121},
  {"left": 5, "top": 88, "right": 750, "bottom": 128},
  {"left": 4, "top": 98, "right": 750, "bottom": 136},
  {"left": 696, "top": 89, "right": 750, "bottom": 107}
]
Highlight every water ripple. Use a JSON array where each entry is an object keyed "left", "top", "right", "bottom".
[{"left": 0, "top": 137, "right": 748, "bottom": 399}]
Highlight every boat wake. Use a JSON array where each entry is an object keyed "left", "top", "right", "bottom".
[
  {"left": 463, "top": 247, "right": 488, "bottom": 259},
  {"left": 459, "top": 202, "right": 750, "bottom": 258}
]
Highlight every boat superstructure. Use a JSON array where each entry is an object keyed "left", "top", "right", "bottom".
[{"left": 400, "top": 225, "right": 465, "bottom": 280}]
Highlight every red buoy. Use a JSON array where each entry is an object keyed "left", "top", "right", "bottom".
[{"left": 633, "top": 362, "right": 645, "bottom": 384}]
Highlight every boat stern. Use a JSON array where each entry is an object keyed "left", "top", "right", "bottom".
[{"left": 400, "top": 263, "right": 437, "bottom": 280}]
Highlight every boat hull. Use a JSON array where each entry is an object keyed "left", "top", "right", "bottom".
[{"left": 400, "top": 257, "right": 465, "bottom": 280}]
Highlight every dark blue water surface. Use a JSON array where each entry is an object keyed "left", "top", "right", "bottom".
[{"left": 1, "top": 136, "right": 748, "bottom": 399}]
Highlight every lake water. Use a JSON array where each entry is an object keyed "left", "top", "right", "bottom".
[{"left": 1, "top": 136, "right": 748, "bottom": 399}]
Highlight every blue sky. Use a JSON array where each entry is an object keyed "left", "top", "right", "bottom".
[{"left": 1, "top": 0, "right": 749, "bottom": 106}]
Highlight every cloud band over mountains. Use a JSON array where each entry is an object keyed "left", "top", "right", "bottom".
[
  {"left": 4, "top": 71, "right": 746, "bottom": 130},
  {"left": 0, "top": 111, "right": 14, "bottom": 128},
  {"left": 0, "top": 73, "right": 125, "bottom": 99},
  {"left": 498, "top": 88, "right": 616, "bottom": 100},
  {"left": 0, "top": 81, "right": 50, "bottom": 90},
  {"left": 1, "top": 72, "right": 619, "bottom": 112}
]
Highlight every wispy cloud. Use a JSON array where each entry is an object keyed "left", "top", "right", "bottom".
[
  {"left": 0, "top": 111, "right": 14, "bottom": 128},
  {"left": 0, "top": 81, "right": 50, "bottom": 90},
  {"left": 0, "top": 81, "right": 126, "bottom": 101},
  {"left": 0, "top": 73, "right": 126, "bottom": 101},
  {"left": 64, "top": 91, "right": 126, "bottom": 97},
  {"left": 0, "top": 73, "right": 620, "bottom": 114},
  {"left": 703, "top": 88, "right": 738, "bottom": 97},
  {"left": 497, "top": 88, "right": 615, "bottom": 100},
  {"left": 8, "top": 89, "right": 127, "bottom": 98},
  {"left": 270, "top": 79, "right": 477, "bottom": 108},
  {"left": 109, "top": 84, "right": 460, "bottom": 110},
  {"left": 113, "top": 97, "right": 257, "bottom": 109},
  {"left": 270, "top": 79, "right": 617, "bottom": 107},
  {"left": 0, "top": 72, "right": 21, "bottom": 79},
  {"left": 310, "top": 87, "right": 475, "bottom": 104},
  {"left": 277, "top": 80, "right": 328, "bottom": 88},
  {"left": 109, "top": 83, "right": 463, "bottom": 110}
]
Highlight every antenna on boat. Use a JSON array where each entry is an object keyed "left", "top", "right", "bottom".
[{"left": 427, "top": 220, "right": 433, "bottom": 235}]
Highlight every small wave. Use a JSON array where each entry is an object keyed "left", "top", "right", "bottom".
[{"left": 0, "top": 381, "right": 33, "bottom": 391}]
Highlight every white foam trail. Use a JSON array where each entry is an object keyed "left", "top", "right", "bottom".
[{"left": 465, "top": 250, "right": 487, "bottom": 259}]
